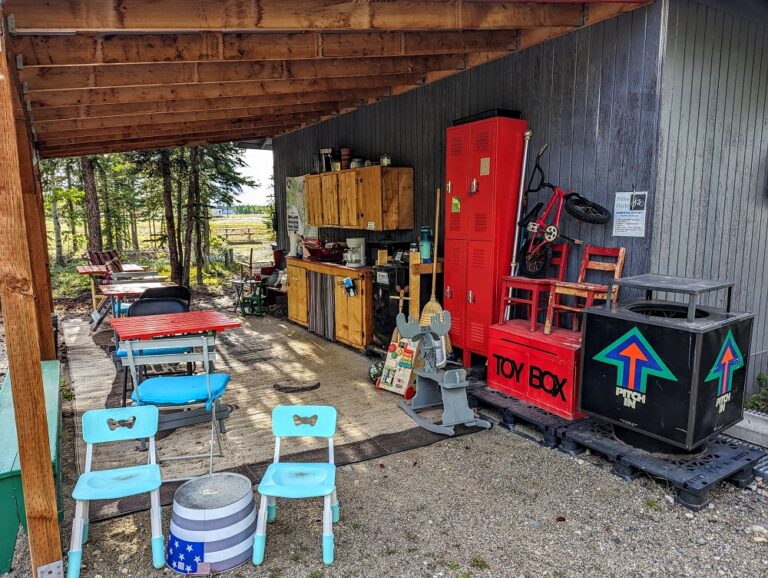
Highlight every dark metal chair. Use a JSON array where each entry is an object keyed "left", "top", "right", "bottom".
[
  {"left": 116, "top": 298, "right": 190, "bottom": 406},
  {"left": 139, "top": 286, "right": 192, "bottom": 307}
]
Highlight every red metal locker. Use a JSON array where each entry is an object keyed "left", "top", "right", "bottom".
[
  {"left": 442, "top": 115, "right": 529, "bottom": 366},
  {"left": 443, "top": 240, "right": 466, "bottom": 348},
  {"left": 445, "top": 125, "right": 470, "bottom": 240}
]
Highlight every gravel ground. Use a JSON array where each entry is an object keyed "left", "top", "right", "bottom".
[
  {"left": 10, "top": 398, "right": 768, "bottom": 578},
  {"left": 6, "top": 298, "right": 768, "bottom": 577}
]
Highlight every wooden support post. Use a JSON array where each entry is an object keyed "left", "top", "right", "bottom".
[
  {"left": 0, "top": 16, "right": 63, "bottom": 574},
  {"left": 12, "top": 87, "right": 56, "bottom": 360}
]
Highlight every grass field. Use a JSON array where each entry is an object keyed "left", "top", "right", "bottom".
[{"left": 46, "top": 213, "right": 275, "bottom": 298}]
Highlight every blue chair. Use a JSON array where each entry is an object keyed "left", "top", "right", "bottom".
[
  {"left": 67, "top": 406, "right": 163, "bottom": 578},
  {"left": 253, "top": 405, "right": 339, "bottom": 566},
  {"left": 124, "top": 334, "right": 229, "bottom": 477}
]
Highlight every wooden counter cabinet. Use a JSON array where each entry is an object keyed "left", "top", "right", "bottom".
[
  {"left": 286, "top": 258, "right": 372, "bottom": 350},
  {"left": 287, "top": 263, "right": 308, "bottom": 325}
]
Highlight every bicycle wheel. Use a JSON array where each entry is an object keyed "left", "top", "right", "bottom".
[
  {"left": 564, "top": 193, "right": 611, "bottom": 224},
  {"left": 519, "top": 242, "right": 552, "bottom": 278}
]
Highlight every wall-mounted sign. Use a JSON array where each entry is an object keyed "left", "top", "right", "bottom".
[
  {"left": 612, "top": 191, "right": 648, "bottom": 237},
  {"left": 285, "top": 176, "right": 317, "bottom": 237}
]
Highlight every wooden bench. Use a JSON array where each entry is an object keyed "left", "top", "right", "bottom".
[{"left": 0, "top": 361, "right": 62, "bottom": 575}]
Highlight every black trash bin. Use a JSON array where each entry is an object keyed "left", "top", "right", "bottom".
[{"left": 579, "top": 275, "right": 753, "bottom": 451}]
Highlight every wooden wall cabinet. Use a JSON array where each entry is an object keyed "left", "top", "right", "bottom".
[
  {"left": 286, "top": 263, "right": 308, "bottom": 325},
  {"left": 302, "top": 167, "right": 413, "bottom": 231}
]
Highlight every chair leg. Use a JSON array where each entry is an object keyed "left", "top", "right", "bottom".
[
  {"left": 544, "top": 289, "right": 557, "bottom": 335},
  {"left": 252, "top": 495, "right": 268, "bottom": 565},
  {"left": 267, "top": 496, "right": 277, "bottom": 523},
  {"left": 82, "top": 500, "right": 90, "bottom": 545},
  {"left": 66, "top": 500, "right": 85, "bottom": 578},
  {"left": 149, "top": 489, "right": 165, "bottom": 569},
  {"left": 331, "top": 489, "right": 340, "bottom": 524},
  {"left": 322, "top": 494, "right": 334, "bottom": 565},
  {"left": 122, "top": 369, "right": 129, "bottom": 407},
  {"left": 216, "top": 399, "right": 227, "bottom": 434}
]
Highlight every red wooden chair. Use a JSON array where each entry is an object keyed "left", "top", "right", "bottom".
[
  {"left": 543, "top": 245, "right": 626, "bottom": 335},
  {"left": 498, "top": 243, "right": 569, "bottom": 332}
]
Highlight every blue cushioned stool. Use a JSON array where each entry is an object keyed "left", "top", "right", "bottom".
[
  {"left": 253, "top": 405, "right": 339, "bottom": 566},
  {"left": 67, "top": 406, "right": 163, "bottom": 578}
]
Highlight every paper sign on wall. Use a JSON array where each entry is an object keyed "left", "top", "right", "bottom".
[{"left": 612, "top": 191, "right": 648, "bottom": 238}]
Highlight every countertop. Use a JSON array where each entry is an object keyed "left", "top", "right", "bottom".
[{"left": 286, "top": 256, "right": 373, "bottom": 275}]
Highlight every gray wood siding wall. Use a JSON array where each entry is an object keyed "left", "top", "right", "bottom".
[
  {"left": 651, "top": 0, "right": 768, "bottom": 388},
  {"left": 273, "top": 2, "right": 664, "bottom": 282}
]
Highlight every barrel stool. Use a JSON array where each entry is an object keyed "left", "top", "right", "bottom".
[{"left": 166, "top": 473, "right": 256, "bottom": 574}]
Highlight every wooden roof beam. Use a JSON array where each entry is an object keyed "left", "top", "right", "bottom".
[
  {"left": 33, "top": 101, "right": 353, "bottom": 133},
  {"left": 29, "top": 87, "right": 391, "bottom": 121},
  {"left": 20, "top": 53, "right": 467, "bottom": 91},
  {"left": 37, "top": 111, "right": 336, "bottom": 143},
  {"left": 13, "top": 29, "right": 520, "bottom": 66},
  {"left": 26, "top": 72, "right": 425, "bottom": 108},
  {"left": 6, "top": 1, "right": 587, "bottom": 33},
  {"left": 38, "top": 127, "right": 292, "bottom": 158}
]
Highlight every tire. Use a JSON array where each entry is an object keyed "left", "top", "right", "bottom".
[
  {"left": 565, "top": 193, "right": 611, "bottom": 224},
  {"left": 519, "top": 242, "right": 552, "bottom": 278}
]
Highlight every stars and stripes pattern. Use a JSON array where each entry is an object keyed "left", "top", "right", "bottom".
[{"left": 166, "top": 534, "right": 204, "bottom": 574}]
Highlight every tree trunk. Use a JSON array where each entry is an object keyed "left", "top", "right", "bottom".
[
  {"left": 81, "top": 156, "right": 102, "bottom": 252},
  {"left": 65, "top": 163, "right": 78, "bottom": 255},
  {"left": 182, "top": 147, "right": 198, "bottom": 287},
  {"left": 130, "top": 211, "right": 139, "bottom": 252},
  {"left": 102, "top": 175, "right": 114, "bottom": 250},
  {"left": 160, "top": 149, "right": 182, "bottom": 285},
  {"left": 50, "top": 197, "right": 64, "bottom": 266},
  {"left": 176, "top": 148, "right": 185, "bottom": 267},
  {"left": 194, "top": 183, "right": 203, "bottom": 286}
]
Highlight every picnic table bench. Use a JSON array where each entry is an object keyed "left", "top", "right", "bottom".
[{"left": 0, "top": 361, "right": 62, "bottom": 575}]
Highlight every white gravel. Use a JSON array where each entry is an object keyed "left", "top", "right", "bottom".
[{"left": 10, "top": 403, "right": 768, "bottom": 578}]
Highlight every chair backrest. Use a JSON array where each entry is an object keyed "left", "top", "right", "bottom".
[
  {"left": 576, "top": 245, "right": 627, "bottom": 283},
  {"left": 104, "top": 257, "right": 124, "bottom": 274},
  {"left": 127, "top": 297, "right": 189, "bottom": 317},
  {"left": 550, "top": 243, "right": 570, "bottom": 282},
  {"left": 123, "top": 334, "right": 215, "bottom": 371},
  {"left": 272, "top": 405, "right": 337, "bottom": 438},
  {"left": 88, "top": 249, "right": 120, "bottom": 266},
  {"left": 82, "top": 405, "right": 159, "bottom": 444},
  {"left": 140, "top": 285, "right": 192, "bottom": 306}
]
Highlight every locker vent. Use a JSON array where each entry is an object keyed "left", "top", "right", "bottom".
[
  {"left": 469, "top": 322, "right": 486, "bottom": 344},
  {"left": 471, "top": 247, "right": 489, "bottom": 266},
  {"left": 450, "top": 137, "right": 464, "bottom": 156},
  {"left": 448, "top": 247, "right": 463, "bottom": 265},
  {"left": 473, "top": 213, "right": 489, "bottom": 234},
  {"left": 449, "top": 212, "right": 462, "bottom": 232},
  {"left": 475, "top": 130, "right": 490, "bottom": 152}
]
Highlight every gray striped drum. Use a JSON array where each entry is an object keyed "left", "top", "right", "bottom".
[{"left": 166, "top": 473, "right": 256, "bottom": 574}]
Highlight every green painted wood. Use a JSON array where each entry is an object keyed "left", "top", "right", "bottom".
[{"left": 0, "top": 360, "right": 62, "bottom": 575}]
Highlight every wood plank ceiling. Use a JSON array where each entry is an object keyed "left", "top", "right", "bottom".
[{"left": 3, "top": 1, "right": 652, "bottom": 159}]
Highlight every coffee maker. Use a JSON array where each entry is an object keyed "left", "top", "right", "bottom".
[{"left": 344, "top": 238, "right": 366, "bottom": 268}]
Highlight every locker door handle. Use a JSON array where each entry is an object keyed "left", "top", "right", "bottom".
[
  {"left": 446, "top": 181, "right": 452, "bottom": 194},
  {"left": 445, "top": 286, "right": 452, "bottom": 299},
  {"left": 467, "top": 290, "right": 475, "bottom": 304},
  {"left": 469, "top": 178, "right": 479, "bottom": 195}
]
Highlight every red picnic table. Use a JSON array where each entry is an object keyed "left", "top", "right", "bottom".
[
  {"left": 110, "top": 310, "right": 241, "bottom": 341},
  {"left": 111, "top": 310, "right": 241, "bottom": 430},
  {"left": 91, "top": 281, "right": 177, "bottom": 331}
]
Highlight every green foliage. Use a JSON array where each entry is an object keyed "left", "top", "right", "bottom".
[
  {"left": 469, "top": 556, "right": 489, "bottom": 570},
  {"left": 745, "top": 373, "right": 768, "bottom": 413}
]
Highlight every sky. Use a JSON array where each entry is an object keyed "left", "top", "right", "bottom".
[{"left": 237, "top": 148, "right": 274, "bottom": 206}]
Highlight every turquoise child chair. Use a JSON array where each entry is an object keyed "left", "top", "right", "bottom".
[
  {"left": 253, "top": 405, "right": 339, "bottom": 566},
  {"left": 67, "top": 406, "right": 164, "bottom": 578}
]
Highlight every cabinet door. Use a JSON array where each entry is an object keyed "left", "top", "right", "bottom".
[
  {"left": 358, "top": 166, "right": 383, "bottom": 231},
  {"left": 320, "top": 173, "right": 339, "bottom": 226},
  {"left": 334, "top": 276, "right": 349, "bottom": 343},
  {"left": 465, "top": 240, "right": 494, "bottom": 355},
  {"left": 288, "top": 265, "right": 308, "bottom": 325},
  {"left": 445, "top": 125, "right": 470, "bottom": 240},
  {"left": 305, "top": 176, "right": 322, "bottom": 227},
  {"left": 337, "top": 171, "right": 360, "bottom": 228},
  {"left": 442, "top": 240, "right": 466, "bottom": 348},
  {"left": 468, "top": 120, "right": 497, "bottom": 242}
]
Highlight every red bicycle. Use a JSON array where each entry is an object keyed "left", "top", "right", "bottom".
[{"left": 518, "top": 144, "right": 611, "bottom": 277}]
